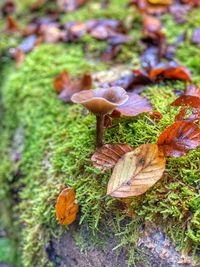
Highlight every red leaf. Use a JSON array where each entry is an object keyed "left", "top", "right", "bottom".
[
  {"left": 171, "top": 95, "right": 200, "bottom": 109},
  {"left": 53, "top": 71, "right": 92, "bottom": 102},
  {"left": 91, "top": 144, "right": 133, "bottom": 171},
  {"left": 157, "top": 121, "right": 200, "bottom": 157},
  {"left": 115, "top": 93, "right": 152, "bottom": 117},
  {"left": 149, "top": 63, "right": 192, "bottom": 82}
]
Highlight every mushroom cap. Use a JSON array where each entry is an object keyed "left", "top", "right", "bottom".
[{"left": 71, "top": 87, "right": 129, "bottom": 115}]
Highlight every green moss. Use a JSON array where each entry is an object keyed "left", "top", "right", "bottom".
[{"left": 0, "top": 2, "right": 200, "bottom": 267}]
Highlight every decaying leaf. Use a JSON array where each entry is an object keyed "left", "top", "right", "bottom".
[
  {"left": 55, "top": 187, "right": 78, "bottom": 225},
  {"left": 115, "top": 93, "right": 152, "bottom": 116},
  {"left": 107, "top": 144, "right": 166, "bottom": 197},
  {"left": 91, "top": 144, "right": 133, "bottom": 171},
  {"left": 157, "top": 121, "right": 200, "bottom": 157},
  {"left": 149, "top": 111, "right": 163, "bottom": 121},
  {"left": 53, "top": 70, "right": 92, "bottom": 102}
]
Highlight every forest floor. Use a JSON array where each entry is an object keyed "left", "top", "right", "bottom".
[{"left": 0, "top": 1, "right": 200, "bottom": 266}]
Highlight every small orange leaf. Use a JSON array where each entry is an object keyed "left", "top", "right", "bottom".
[
  {"left": 91, "top": 144, "right": 133, "bottom": 171},
  {"left": 107, "top": 144, "right": 166, "bottom": 198},
  {"left": 157, "top": 121, "right": 200, "bottom": 157},
  {"left": 55, "top": 187, "right": 78, "bottom": 225}
]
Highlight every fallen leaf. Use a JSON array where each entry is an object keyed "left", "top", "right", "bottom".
[
  {"left": 14, "top": 48, "right": 25, "bottom": 67},
  {"left": 115, "top": 93, "right": 152, "bottom": 116},
  {"left": 6, "top": 16, "right": 19, "bottom": 32},
  {"left": 175, "top": 106, "right": 200, "bottom": 122},
  {"left": 57, "top": 0, "right": 87, "bottom": 12},
  {"left": 2, "top": 0, "right": 16, "bottom": 16},
  {"left": 149, "top": 111, "right": 163, "bottom": 121},
  {"left": 103, "top": 115, "right": 113, "bottom": 128},
  {"left": 149, "top": 62, "right": 192, "bottom": 82},
  {"left": 171, "top": 95, "right": 200, "bottom": 108},
  {"left": 55, "top": 187, "right": 78, "bottom": 225},
  {"left": 107, "top": 144, "right": 166, "bottom": 197},
  {"left": 91, "top": 144, "right": 133, "bottom": 171},
  {"left": 53, "top": 71, "right": 92, "bottom": 102},
  {"left": 157, "top": 121, "right": 200, "bottom": 157},
  {"left": 101, "top": 45, "right": 121, "bottom": 62},
  {"left": 185, "top": 84, "right": 200, "bottom": 98},
  {"left": 143, "top": 14, "right": 161, "bottom": 35},
  {"left": 192, "top": 28, "right": 200, "bottom": 45}
]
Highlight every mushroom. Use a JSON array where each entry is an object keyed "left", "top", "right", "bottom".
[{"left": 71, "top": 87, "right": 129, "bottom": 148}]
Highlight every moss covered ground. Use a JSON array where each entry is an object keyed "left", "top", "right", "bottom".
[{"left": 0, "top": 1, "right": 199, "bottom": 266}]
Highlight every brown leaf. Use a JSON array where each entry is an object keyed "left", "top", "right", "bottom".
[
  {"left": 115, "top": 93, "right": 152, "bottom": 117},
  {"left": 185, "top": 84, "right": 200, "bottom": 98},
  {"left": 107, "top": 144, "right": 166, "bottom": 198},
  {"left": 143, "top": 14, "right": 161, "bottom": 35},
  {"left": 53, "top": 71, "right": 92, "bottom": 102},
  {"left": 55, "top": 187, "right": 79, "bottom": 225},
  {"left": 157, "top": 121, "right": 200, "bottom": 157},
  {"left": 6, "top": 16, "right": 19, "bottom": 32},
  {"left": 149, "top": 63, "right": 192, "bottom": 82},
  {"left": 56, "top": 0, "right": 87, "bottom": 12},
  {"left": 14, "top": 48, "right": 25, "bottom": 67},
  {"left": 175, "top": 106, "right": 200, "bottom": 123},
  {"left": 2, "top": 0, "right": 16, "bottom": 16},
  {"left": 149, "top": 111, "right": 163, "bottom": 121},
  {"left": 91, "top": 144, "right": 133, "bottom": 171},
  {"left": 101, "top": 45, "right": 121, "bottom": 62},
  {"left": 171, "top": 95, "right": 200, "bottom": 108},
  {"left": 53, "top": 71, "right": 70, "bottom": 93},
  {"left": 103, "top": 115, "right": 112, "bottom": 128}
]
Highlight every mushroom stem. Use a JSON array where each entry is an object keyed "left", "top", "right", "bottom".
[{"left": 96, "top": 114, "right": 104, "bottom": 148}]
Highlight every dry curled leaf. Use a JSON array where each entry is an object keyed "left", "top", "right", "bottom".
[
  {"left": 115, "top": 93, "right": 152, "bottom": 117},
  {"left": 55, "top": 187, "right": 78, "bottom": 225},
  {"left": 107, "top": 144, "right": 166, "bottom": 198},
  {"left": 91, "top": 144, "right": 133, "bottom": 171},
  {"left": 157, "top": 121, "right": 200, "bottom": 157},
  {"left": 175, "top": 106, "right": 200, "bottom": 122}
]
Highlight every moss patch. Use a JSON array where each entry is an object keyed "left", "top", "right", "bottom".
[{"left": 0, "top": 1, "right": 200, "bottom": 267}]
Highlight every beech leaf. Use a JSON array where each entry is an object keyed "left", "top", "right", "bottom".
[
  {"left": 115, "top": 93, "right": 152, "bottom": 116},
  {"left": 107, "top": 144, "right": 166, "bottom": 198},
  {"left": 157, "top": 121, "right": 200, "bottom": 157},
  {"left": 55, "top": 187, "right": 78, "bottom": 225},
  {"left": 91, "top": 144, "right": 133, "bottom": 171}
]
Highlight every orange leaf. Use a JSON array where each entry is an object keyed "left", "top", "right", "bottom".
[
  {"left": 157, "top": 121, "right": 200, "bottom": 157},
  {"left": 53, "top": 71, "right": 92, "bottom": 102},
  {"left": 6, "top": 16, "right": 19, "bottom": 32},
  {"left": 55, "top": 187, "right": 78, "bottom": 225},
  {"left": 149, "top": 63, "right": 192, "bottom": 82},
  {"left": 171, "top": 95, "right": 200, "bottom": 109},
  {"left": 107, "top": 144, "right": 166, "bottom": 198},
  {"left": 91, "top": 144, "right": 133, "bottom": 171}
]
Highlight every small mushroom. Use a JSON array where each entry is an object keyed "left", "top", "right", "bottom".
[{"left": 71, "top": 87, "right": 129, "bottom": 148}]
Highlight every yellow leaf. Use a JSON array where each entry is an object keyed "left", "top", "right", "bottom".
[{"left": 107, "top": 144, "right": 166, "bottom": 198}]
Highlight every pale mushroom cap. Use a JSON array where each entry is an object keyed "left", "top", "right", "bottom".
[{"left": 71, "top": 87, "right": 129, "bottom": 115}]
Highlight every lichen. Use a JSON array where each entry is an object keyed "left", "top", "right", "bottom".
[{"left": 0, "top": 1, "right": 200, "bottom": 267}]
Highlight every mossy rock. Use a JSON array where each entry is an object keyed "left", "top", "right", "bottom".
[{"left": 0, "top": 1, "right": 200, "bottom": 267}]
